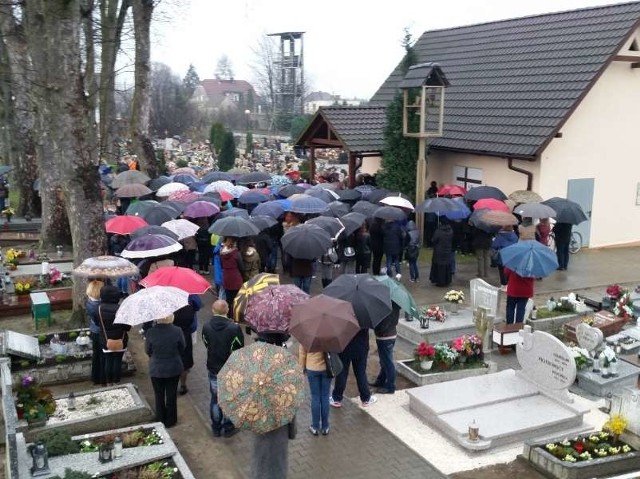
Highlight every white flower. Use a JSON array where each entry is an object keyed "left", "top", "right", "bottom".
[
  {"left": 602, "top": 346, "right": 617, "bottom": 363},
  {"left": 623, "top": 445, "right": 632, "bottom": 453},
  {"left": 563, "top": 455, "right": 577, "bottom": 463}
]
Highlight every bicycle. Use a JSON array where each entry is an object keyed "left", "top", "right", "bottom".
[{"left": 548, "top": 231, "right": 583, "bottom": 254}]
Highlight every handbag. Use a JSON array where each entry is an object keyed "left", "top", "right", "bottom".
[
  {"left": 343, "top": 246, "right": 355, "bottom": 257},
  {"left": 326, "top": 247, "right": 338, "bottom": 263},
  {"left": 98, "top": 305, "right": 125, "bottom": 351},
  {"left": 324, "top": 352, "right": 344, "bottom": 378}
]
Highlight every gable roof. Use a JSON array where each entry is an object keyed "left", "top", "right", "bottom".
[
  {"left": 295, "top": 105, "right": 387, "bottom": 155},
  {"left": 200, "top": 79, "right": 254, "bottom": 98},
  {"left": 370, "top": 2, "right": 640, "bottom": 159}
]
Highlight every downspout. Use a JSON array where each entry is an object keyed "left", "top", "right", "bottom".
[{"left": 507, "top": 158, "right": 533, "bottom": 191}]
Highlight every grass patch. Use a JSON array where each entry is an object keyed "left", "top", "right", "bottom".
[{"left": 534, "top": 307, "right": 576, "bottom": 319}]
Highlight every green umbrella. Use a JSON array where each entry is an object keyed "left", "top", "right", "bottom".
[{"left": 374, "top": 275, "right": 418, "bottom": 319}]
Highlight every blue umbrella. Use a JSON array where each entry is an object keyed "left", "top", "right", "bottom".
[
  {"left": 288, "top": 195, "right": 329, "bottom": 214},
  {"left": 416, "top": 197, "right": 470, "bottom": 220},
  {"left": 188, "top": 181, "right": 207, "bottom": 192},
  {"left": 252, "top": 201, "right": 286, "bottom": 219},
  {"left": 499, "top": 240, "right": 559, "bottom": 278},
  {"left": 172, "top": 174, "right": 198, "bottom": 185},
  {"left": 238, "top": 190, "right": 270, "bottom": 205}
]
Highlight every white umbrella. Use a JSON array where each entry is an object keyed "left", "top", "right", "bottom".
[
  {"left": 114, "top": 286, "right": 189, "bottom": 326},
  {"left": 380, "top": 194, "right": 415, "bottom": 211},
  {"left": 161, "top": 219, "right": 200, "bottom": 240},
  {"left": 231, "top": 185, "right": 249, "bottom": 198},
  {"left": 156, "top": 182, "right": 189, "bottom": 197},
  {"left": 204, "top": 181, "right": 235, "bottom": 195}
]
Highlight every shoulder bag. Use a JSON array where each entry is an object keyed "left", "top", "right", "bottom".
[
  {"left": 98, "top": 305, "right": 125, "bottom": 352},
  {"left": 324, "top": 352, "right": 344, "bottom": 378}
]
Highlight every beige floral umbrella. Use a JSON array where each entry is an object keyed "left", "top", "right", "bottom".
[
  {"left": 218, "top": 343, "right": 305, "bottom": 434},
  {"left": 72, "top": 255, "right": 139, "bottom": 278},
  {"left": 508, "top": 190, "right": 543, "bottom": 204}
]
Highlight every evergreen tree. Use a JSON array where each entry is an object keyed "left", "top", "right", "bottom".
[
  {"left": 376, "top": 29, "right": 419, "bottom": 200},
  {"left": 182, "top": 64, "right": 200, "bottom": 98},
  {"left": 209, "top": 122, "right": 226, "bottom": 154},
  {"left": 290, "top": 115, "right": 311, "bottom": 142},
  {"left": 218, "top": 131, "right": 236, "bottom": 171},
  {"left": 245, "top": 131, "right": 254, "bottom": 155}
]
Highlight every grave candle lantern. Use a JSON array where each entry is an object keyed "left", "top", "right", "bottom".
[
  {"left": 98, "top": 442, "right": 113, "bottom": 463},
  {"left": 29, "top": 441, "right": 50, "bottom": 477},
  {"left": 468, "top": 419, "right": 480, "bottom": 442}
]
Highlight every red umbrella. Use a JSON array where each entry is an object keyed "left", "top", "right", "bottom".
[
  {"left": 437, "top": 184, "right": 467, "bottom": 196},
  {"left": 290, "top": 295, "right": 360, "bottom": 352},
  {"left": 139, "top": 266, "right": 211, "bottom": 294},
  {"left": 168, "top": 190, "right": 200, "bottom": 202},
  {"left": 473, "top": 198, "right": 510, "bottom": 212},
  {"left": 245, "top": 284, "right": 309, "bottom": 333},
  {"left": 105, "top": 215, "right": 148, "bottom": 235}
]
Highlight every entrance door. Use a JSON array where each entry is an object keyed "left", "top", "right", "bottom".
[{"left": 567, "top": 178, "right": 594, "bottom": 246}]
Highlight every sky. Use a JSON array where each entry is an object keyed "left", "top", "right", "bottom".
[{"left": 152, "top": 0, "right": 630, "bottom": 100}]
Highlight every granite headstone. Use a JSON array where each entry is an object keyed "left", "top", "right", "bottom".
[{"left": 0, "top": 331, "right": 40, "bottom": 360}]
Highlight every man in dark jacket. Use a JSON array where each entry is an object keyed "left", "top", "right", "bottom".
[
  {"left": 369, "top": 218, "right": 384, "bottom": 275},
  {"left": 370, "top": 304, "right": 400, "bottom": 394},
  {"left": 553, "top": 222, "right": 573, "bottom": 271},
  {"left": 382, "top": 220, "right": 404, "bottom": 280},
  {"left": 202, "top": 300, "right": 244, "bottom": 437}
]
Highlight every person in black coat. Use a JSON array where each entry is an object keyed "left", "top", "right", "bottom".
[
  {"left": 369, "top": 218, "right": 384, "bottom": 275},
  {"left": 471, "top": 225, "right": 493, "bottom": 279},
  {"left": 382, "top": 220, "right": 404, "bottom": 279},
  {"left": 172, "top": 294, "right": 202, "bottom": 395},
  {"left": 145, "top": 314, "right": 185, "bottom": 428},
  {"left": 553, "top": 222, "right": 573, "bottom": 270},
  {"left": 97, "top": 285, "right": 131, "bottom": 385},
  {"left": 430, "top": 217, "right": 454, "bottom": 287},
  {"left": 371, "top": 304, "right": 400, "bottom": 394}
]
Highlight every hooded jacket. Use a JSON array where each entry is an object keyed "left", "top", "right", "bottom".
[
  {"left": 202, "top": 315, "right": 244, "bottom": 374},
  {"left": 404, "top": 221, "right": 421, "bottom": 260},
  {"left": 98, "top": 285, "right": 130, "bottom": 347}
]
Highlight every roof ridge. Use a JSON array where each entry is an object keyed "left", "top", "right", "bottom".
[{"left": 419, "top": 1, "right": 640, "bottom": 35}]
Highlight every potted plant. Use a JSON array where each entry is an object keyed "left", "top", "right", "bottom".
[
  {"left": 414, "top": 341, "right": 436, "bottom": 370},
  {"left": 14, "top": 375, "right": 56, "bottom": 427},
  {"left": 451, "top": 335, "right": 483, "bottom": 364},
  {"left": 569, "top": 345, "right": 590, "bottom": 370},
  {"left": 444, "top": 290, "right": 465, "bottom": 314},
  {"left": 434, "top": 343, "right": 459, "bottom": 369},
  {"left": 2, "top": 207, "right": 14, "bottom": 223}
]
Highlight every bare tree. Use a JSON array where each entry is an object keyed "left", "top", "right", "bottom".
[
  {"left": 250, "top": 35, "right": 277, "bottom": 124},
  {"left": 129, "top": 0, "right": 157, "bottom": 176},
  {"left": 23, "top": 0, "right": 107, "bottom": 323},
  {"left": 215, "top": 54, "right": 234, "bottom": 80}
]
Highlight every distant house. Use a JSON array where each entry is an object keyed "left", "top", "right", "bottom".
[
  {"left": 192, "top": 79, "right": 256, "bottom": 113},
  {"left": 365, "top": 2, "right": 640, "bottom": 248},
  {"left": 304, "top": 91, "right": 363, "bottom": 114}
]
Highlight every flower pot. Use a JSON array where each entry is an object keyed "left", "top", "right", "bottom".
[
  {"left": 27, "top": 417, "right": 47, "bottom": 429},
  {"left": 420, "top": 360, "right": 433, "bottom": 370},
  {"left": 449, "top": 302, "right": 459, "bottom": 315}
]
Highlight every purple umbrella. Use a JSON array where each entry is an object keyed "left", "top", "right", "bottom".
[
  {"left": 184, "top": 200, "right": 220, "bottom": 218},
  {"left": 121, "top": 234, "right": 183, "bottom": 259}
]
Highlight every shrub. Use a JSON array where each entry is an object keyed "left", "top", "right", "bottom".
[{"left": 35, "top": 430, "right": 80, "bottom": 457}]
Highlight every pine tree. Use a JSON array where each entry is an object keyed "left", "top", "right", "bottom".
[
  {"left": 218, "top": 131, "right": 236, "bottom": 171},
  {"left": 209, "top": 122, "right": 226, "bottom": 154},
  {"left": 377, "top": 29, "right": 419, "bottom": 199},
  {"left": 182, "top": 64, "right": 200, "bottom": 97}
]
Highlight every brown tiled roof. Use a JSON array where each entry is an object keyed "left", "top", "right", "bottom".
[
  {"left": 370, "top": 2, "right": 640, "bottom": 159},
  {"left": 295, "top": 105, "right": 387, "bottom": 154},
  {"left": 200, "top": 79, "right": 254, "bottom": 98}
]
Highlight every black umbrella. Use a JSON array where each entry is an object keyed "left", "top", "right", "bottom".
[
  {"left": 196, "top": 195, "right": 222, "bottom": 207},
  {"left": 352, "top": 201, "right": 379, "bottom": 217},
  {"left": 373, "top": 206, "right": 407, "bottom": 221},
  {"left": 323, "top": 274, "right": 392, "bottom": 329},
  {"left": 416, "top": 197, "right": 463, "bottom": 213},
  {"left": 202, "top": 171, "right": 234, "bottom": 183},
  {"left": 218, "top": 208, "right": 250, "bottom": 219},
  {"left": 250, "top": 215, "right": 278, "bottom": 231},
  {"left": 321, "top": 201, "right": 351, "bottom": 218},
  {"left": 209, "top": 216, "right": 260, "bottom": 237},
  {"left": 142, "top": 205, "right": 179, "bottom": 226},
  {"left": 238, "top": 190, "right": 270, "bottom": 205},
  {"left": 341, "top": 212, "right": 367, "bottom": 235},
  {"left": 306, "top": 216, "right": 345, "bottom": 237},
  {"left": 130, "top": 225, "right": 179, "bottom": 240},
  {"left": 541, "top": 197, "right": 588, "bottom": 225},
  {"left": 161, "top": 200, "right": 189, "bottom": 214},
  {"left": 276, "top": 184, "right": 305, "bottom": 198},
  {"left": 148, "top": 176, "right": 172, "bottom": 191},
  {"left": 464, "top": 186, "right": 507, "bottom": 201},
  {"left": 367, "top": 189, "right": 391, "bottom": 204},
  {"left": 281, "top": 224, "right": 332, "bottom": 259},
  {"left": 237, "top": 171, "right": 272, "bottom": 185},
  {"left": 305, "top": 188, "right": 338, "bottom": 203},
  {"left": 337, "top": 189, "right": 362, "bottom": 202}
]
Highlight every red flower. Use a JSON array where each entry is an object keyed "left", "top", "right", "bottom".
[
  {"left": 574, "top": 441, "right": 585, "bottom": 454},
  {"left": 416, "top": 342, "right": 435, "bottom": 359}
]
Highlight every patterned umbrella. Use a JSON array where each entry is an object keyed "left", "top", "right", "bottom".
[
  {"left": 233, "top": 273, "right": 280, "bottom": 323},
  {"left": 161, "top": 219, "right": 200, "bottom": 240},
  {"left": 72, "top": 255, "right": 139, "bottom": 278},
  {"left": 183, "top": 201, "right": 220, "bottom": 218},
  {"left": 168, "top": 190, "right": 201, "bottom": 202},
  {"left": 121, "top": 234, "right": 183, "bottom": 259},
  {"left": 115, "top": 184, "right": 153, "bottom": 198},
  {"left": 218, "top": 342, "right": 305, "bottom": 434},
  {"left": 245, "top": 285, "right": 309, "bottom": 333},
  {"left": 230, "top": 185, "right": 249, "bottom": 198},
  {"left": 105, "top": 215, "right": 148, "bottom": 235},
  {"left": 204, "top": 181, "right": 235, "bottom": 195},
  {"left": 156, "top": 182, "right": 189, "bottom": 197},
  {"left": 114, "top": 286, "right": 189, "bottom": 325},
  {"left": 354, "top": 184, "right": 377, "bottom": 200},
  {"left": 111, "top": 170, "right": 150, "bottom": 189},
  {"left": 270, "top": 175, "right": 292, "bottom": 187},
  {"left": 125, "top": 200, "right": 159, "bottom": 216},
  {"left": 140, "top": 266, "right": 211, "bottom": 294},
  {"left": 508, "top": 190, "right": 543, "bottom": 204},
  {"left": 289, "top": 295, "right": 360, "bottom": 352}
]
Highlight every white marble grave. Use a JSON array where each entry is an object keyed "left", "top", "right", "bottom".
[
  {"left": 470, "top": 278, "right": 502, "bottom": 319},
  {"left": 0, "top": 330, "right": 40, "bottom": 360},
  {"left": 407, "top": 326, "right": 590, "bottom": 450}
]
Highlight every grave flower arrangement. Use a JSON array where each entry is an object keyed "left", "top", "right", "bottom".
[
  {"left": 543, "top": 416, "right": 633, "bottom": 462},
  {"left": 49, "top": 267, "right": 63, "bottom": 286},
  {"left": 414, "top": 341, "right": 436, "bottom": 361},
  {"left": 422, "top": 306, "right": 446, "bottom": 322},
  {"left": 4, "top": 247, "right": 20, "bottom": 267},
  {"left": 568, "top": 345, "right": 590, "bottom": 370},
  {"left": 613, "top": 291, "right": 634, "bottom": 321},
  {"left": 606, "top": 284, "right": 623, "bottom": 300},
  {"left": 14, "top": 375, "right": 56, "bottom": 422},
  {"left": 2, "top": 207, "right": 14, "bottom": 221},
  {"left": 451, "top": 334, "right": 483, "bottom": 362},
  {"left": 444, "top": 290, "right": 464, "bottom": 304},
  {"left": 434, "top": 343, "right": 458, "bottom": 366}
]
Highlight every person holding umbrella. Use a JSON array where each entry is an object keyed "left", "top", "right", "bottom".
[
  {"left": 504, "top": 267, "right": 535, "bottom": 325},
  {"left": 370, "top": 304, "right": 401, "bottom": 394},
  {"left": 430, "top": 217, "right": 454, "bottom": 287},
  {"left": 553, "top": 222, "right": 573, "bottom": 271},
  {"left": 85, "top": 279, "right": 105, "bottom": 386},
  {"left": 98, "top": 285, "right": 131, "bottom": 385},
  {"left": 220, "top": 237, "right": 245, "bottom": 316},
  {"left": 202, "top": 300, "right": 244, "bottom": 437},
  {"left": 144, "top": 313, "right": 185, "bottom": 428}
]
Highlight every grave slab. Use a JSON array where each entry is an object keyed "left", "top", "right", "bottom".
[
  {"left": 0, "top": 330, "right": 40, "bottom": 360},
  {"left": 406, "top": 326, "right": 589, "bottom": 450},
  {"left": 397, "top": 307, "right": 477, "bottom": 346},
  {"left": 575, "top": 360, "right": 640, "bottom": 397}
]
